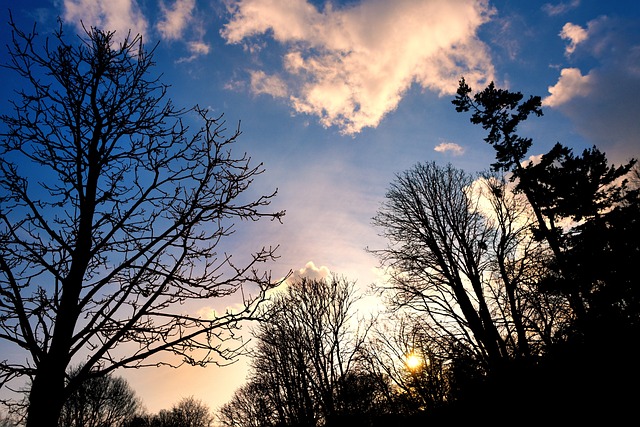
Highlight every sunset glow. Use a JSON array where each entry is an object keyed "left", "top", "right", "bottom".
[{"left": 405, "top": 353, "right": 423, "bottom": 371}]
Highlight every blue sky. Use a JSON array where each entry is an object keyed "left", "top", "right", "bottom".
[{"left": 2, "top": 0, "right": 640, "bottom": 415}]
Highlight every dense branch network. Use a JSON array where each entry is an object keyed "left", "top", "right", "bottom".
[{"left": 0, "top": 16, "right": 284, "bottom": 426}]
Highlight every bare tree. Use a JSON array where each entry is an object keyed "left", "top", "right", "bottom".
[
  {"left": 130, "top": 397, "right": 212, "bottom": 427},
  {"left": 371, "top": 162, "right": 506, "bottom": 369},
  {"left": 370, "top": 162, "right": 568, "bottom": 373},
  {"left": 361, "top": 314, "right": 451, "bottom": 414},
  {"left": 163, "top": 396, "right": 213, "bottom": 427},
  {"left": 218, "top": 379, "right": 278, "bottom": 427},
  {"left": 0, "top": 17, "right": 284, "bottom": 427},
  {"left": 221, "top": 275, "right": 371, "bottom": 427},
  {"left": 478, "top": 174, "right": 571, "bottom": 357},
  {"left": 59, "top": 367, "right": 142, "bottom": 427}
]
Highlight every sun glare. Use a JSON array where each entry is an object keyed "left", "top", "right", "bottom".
[{"left": 404, "top": 353, "right": 423, "bottom": 370}]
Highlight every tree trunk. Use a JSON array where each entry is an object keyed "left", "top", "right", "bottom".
[
  {"left": 26, "top": 165, "right": 97, "bottom": 425},
  {"left": 26, "top": 361, "right": 67, "bottom": 427},
  {"left": 26, "top": 272, "right": 85, "bottom": 426}
]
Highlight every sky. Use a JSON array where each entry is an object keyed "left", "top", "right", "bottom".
[{"left": 1, "top": 0, "right": 640, "bottom": 417}]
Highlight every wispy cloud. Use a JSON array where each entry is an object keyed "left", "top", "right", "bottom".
[
  {"left": 188, "top": 41, "right": 210, "bottom": 55},
  {"left": 63, "top": 0, "right": 148, "bottom": 39},
  {"left": 249, "top": 70, "right": 289, "bottom": 98},
  {"left": 63, "top": 0, "right": 209, "bottom": 62},
  {"left": 158, "top": 0, "right": 212, "bottom": 62},
  {"left": 221, "top": 0, "right": 495, "bottom": 135},
  {"left": 157, "top": 0, "right": 195, "bottom": 40},
  {"left": 542, "top": 0, "right": 580, "bottom": 17},
  {"left": 176, "top": 40, "right": 212, "bottom": 63},
  {"left": 434, "top": 141, "right": 465, "bottom": 156}
]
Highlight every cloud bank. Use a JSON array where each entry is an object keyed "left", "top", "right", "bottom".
[{"left": 222, "top": 0, "right": 496, "bottom": 134}]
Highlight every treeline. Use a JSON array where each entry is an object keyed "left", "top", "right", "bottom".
[
  {"left": 217, "top": 80, "right": 640, "bottom": 426},
  {"left": 0, "top": 372, "right": 214, "bottom": 427}
]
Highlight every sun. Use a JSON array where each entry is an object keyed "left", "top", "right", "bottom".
[{"left": 404, "top": 353, "right": 423, "bottom": 370}]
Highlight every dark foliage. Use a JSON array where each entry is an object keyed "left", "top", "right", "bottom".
[
  {"left": 452, "top": 78, "right": 640, "bottom": 420},
  {"left": 59, "top": 368, "right": 142, "bottom": 427},
  {"left": 220, "top": 78, "right": 640, "bottom": 424},
  {"left": 124, "top": 397, "right": 212, "bottom": 427}
]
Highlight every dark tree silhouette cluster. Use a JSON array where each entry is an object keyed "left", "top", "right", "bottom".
[
  {"left": 126, "top": 396, "right": 213, "bottom": 427},
  {"left": 59, "top": 368, "right": 142, "bottom": 427},
  {"left": 220, "top": 80, "right": 640, "bottom": 426},
  {"left": 218, "top": 275, "right": 381, "bottom": 427}
]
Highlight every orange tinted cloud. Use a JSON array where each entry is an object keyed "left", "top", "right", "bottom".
[
  {"left": 222, "top": 0, "right": 495, "bottom": 134},
  {"left": 63, "top": 0, "right": 148, "bottom": 40}
]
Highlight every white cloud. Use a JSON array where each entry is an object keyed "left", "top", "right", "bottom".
[
  {"left": 291, "top": 261, "right": 331, "bottom": 281},
  {"left": 157, "top": 0, "right": 212, "bottom": 63},
  {"left": 63, "top": 0, "right": 148, "bottom": 40},
  {"left": 64, "top": 0, "right": 208, "bottom": 63},
  {"left": 545, "top": 16, "right": 640, "bottom": 163},
  {"left": 434, "top": 141, "right": 465, "bottom": 155},
  {"left": 542, "top": 0, "right": 580, "bottom": 17},
  {"left": 273, "top": 261, "right": 331, "bottom": 290},
  {"left": 176, "top": 41, "right": 212, "bottom": 63},
  {"left": 221, "top": 0, "right": 495, "bottom": 134},
  {"left": 543, "top": 67, "right": 592, "bottom": 107},
  {"left": 157, "top": 0, "right": 196, "bottom": 40},
  {"left": 249, "top": 70, "right": 289, "bottom": 98},
  {"left": 523, "top": 154, "right": 544, "bottom": 167},
  {"left": 188, "top": 41, "right": 210, "bottom": 55},
  {"left": 560, "top": 22, "right": 588, "bottom": 56}
]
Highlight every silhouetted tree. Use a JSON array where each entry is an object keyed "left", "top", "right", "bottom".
[
  {"left": 160, "top": 396, "right": 212, "bottom": 427},
  {"left": 59, "top": 367, "right": 142, "bottom": 427},
  {"left": 122, "top": 397, "right": 212, "bottom": 427},
  {"left": 122, "top": 415, "right": 154, "bottom": 427},
  {"left": 361, "top": 315, "right": 451, "bottom": 414},
  {"left": 371, "top": 162, "right": 566, "bottom": 372},
  {"left": 331, "top": 369, "right": 392, "bottom": 423},
  {"left": 0, "top": 17, "right": 284, "bottom": 427},
  {"left": 452, "top": 79, "right": 640, "bottom": 419},
  {"left": 219, "top": 275, "right": 373, "bottom": 427},
  {"left": 452, "top": 78, "right": 639, "bottom": 329},
  {"left": 218, "top": 379, "right": 278, "bottom": 427}
]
